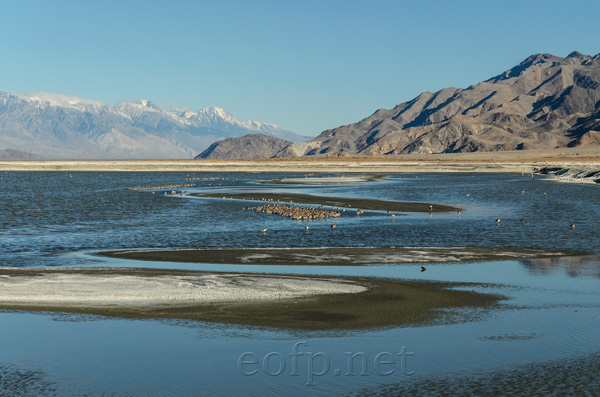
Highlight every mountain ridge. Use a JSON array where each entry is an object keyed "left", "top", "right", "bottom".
[
  {"left": 272, "top": 51, "right": 600, "bottom": 158},
  {"left": 0, "top": 91, "right": 306, "bottom": 159}
]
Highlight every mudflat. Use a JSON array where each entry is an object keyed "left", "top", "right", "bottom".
[
  {"left": 194, "top": 192, "right": 459, "bottom": 212},
  {"left": 0, "top": 268, "right": 501, "bottom": 330},
  {"left": 101, "top": 246, "right": 577, "bottom": 266}
]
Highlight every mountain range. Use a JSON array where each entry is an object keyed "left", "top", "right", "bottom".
[
  {"left": 203, "top": 51, "right": 600, "bottom": 159},
  {"left": 0, "top": 91, "right": 305, "bottom": 159},
  {"left": 4, "top": 51, "right": 600, "bottom": 160},
  {"left": 273, "top": 51, "right": 600, "bottom": 157}
]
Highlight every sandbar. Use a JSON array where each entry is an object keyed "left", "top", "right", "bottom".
[
  {"left": 101, "top": 246, "right": 576, "bottom": 266},
  {"left": 0, "top": 268, "right": 500, "bottom": 330},
  {"left": 261, "top": 175, "right": 383, "bottom": 185},
  {"left": 193, "top": 192, "right": 459, "bottom": 212}
]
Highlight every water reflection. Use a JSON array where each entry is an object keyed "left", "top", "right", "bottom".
[{"left": 520, "top": 255, "right": 600, "bottom": 278}]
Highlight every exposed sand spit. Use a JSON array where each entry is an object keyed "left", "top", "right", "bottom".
[
  {"left": 102, "top": 246, "right": 578, "bottom": 266},
  {"left": 0, "top": 268, "right": 501, "bottom": 330},
  {"left": 194, "top": 192, "right": 459, "bottom": 212}
]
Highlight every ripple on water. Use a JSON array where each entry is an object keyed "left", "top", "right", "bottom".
[{"left": 355, "top": 352, "right": 600, "bottom": 396}]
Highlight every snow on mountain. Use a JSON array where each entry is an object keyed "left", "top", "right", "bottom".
[
  {"left": 0, "top": 91, "right": 305, "bottom": 158},
  {"left": 15, "top": 91, "right": 104, "bottom": 111}
]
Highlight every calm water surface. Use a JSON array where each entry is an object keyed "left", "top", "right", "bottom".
[{"left": 0, "top": 171, "right": 599, "bottom": 395}]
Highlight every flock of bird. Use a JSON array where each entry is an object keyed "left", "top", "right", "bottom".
[
  {"left": 252, "top": 188, "right": 579, "bottom": 259},
  {"left": 126, "top": 183, "right": 194, "bottom": 191},
  {"left": 247, "top": 203, "right": 342, "bottom": 221}
]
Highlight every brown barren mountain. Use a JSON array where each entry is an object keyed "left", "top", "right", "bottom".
[
  {"left": 195, "top": 134, "right": 292, "bottom": 159},
  {"left": 272, "top": 51, "right": 600, "bottom": 158}
]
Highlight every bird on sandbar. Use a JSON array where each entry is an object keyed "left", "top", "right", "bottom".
[
  {"left": 421, "top": 266, "right": 427, "bottom": 272},
  {"left": 260, "top": 227, "right": 268, "bottom": 232},
  {"left": 429, "top": 205, "right": 433, "bottom": 211}
]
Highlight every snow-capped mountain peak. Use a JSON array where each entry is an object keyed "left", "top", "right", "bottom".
[
  {"left": 0, "top": 89, "right": 307, "bottom": 159},
  {"left": 196, "top": 106, "right": 237, "bottom": 122},
  {"left": 15, "top": 91, "right": 103, "bottom": 110}
]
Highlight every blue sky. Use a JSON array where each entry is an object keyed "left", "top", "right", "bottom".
[{"left": 1, "top": 0, "right": 599, "bottom": 136}]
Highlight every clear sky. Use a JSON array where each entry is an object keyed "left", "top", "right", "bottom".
[{"left": 1, "top": 0, "right": 599, "bottom": 136}]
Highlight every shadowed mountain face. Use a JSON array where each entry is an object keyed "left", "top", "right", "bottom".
[
  {"left": 195, "top": 134, "right": 292, "bottom": 159},
  {"left": 0, "top": 149, "right": 43, "bottom": 159},
  {"left": 0, "top": 92, "right": 305, "bottom": 159},
  {"left": 276, "top": 51, "right": 600, "bottom": 157}
]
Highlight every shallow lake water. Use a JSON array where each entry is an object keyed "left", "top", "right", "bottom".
[{"left": 0, "top": 171, "right": 599, "bottom": 395}]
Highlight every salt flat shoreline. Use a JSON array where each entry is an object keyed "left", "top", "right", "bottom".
[
  {"left": 1, "top": 147, "right": 599, "bottom": 173},
  {"left": 0, "top": 159, "right": 534, "bottom": 173},
  {"left": 0, "top": 160, "right": 597, "bottom": 173}
]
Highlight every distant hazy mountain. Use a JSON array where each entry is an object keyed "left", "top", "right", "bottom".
[
  {"left": 276, "top": 51, "right": 600, "bottom": 157},
  {"left": 196, "top": 134, "right": 292, "bottom": 159},
  {"left": 0, "top": 149, "right": 42, "bottom": 159},
  {"left": 0, "top": 91, "right": 305, "bottom": 159}
]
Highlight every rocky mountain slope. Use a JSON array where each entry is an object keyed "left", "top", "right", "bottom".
[
  {"left": 196, "top": 134, "right": 292, "bottom": 159},
  {"left": 0, "top": 91, "right": 304, "bottom": 159},
  {"left": 276, "top": 51, "right": 600, "bottom": 157}
]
